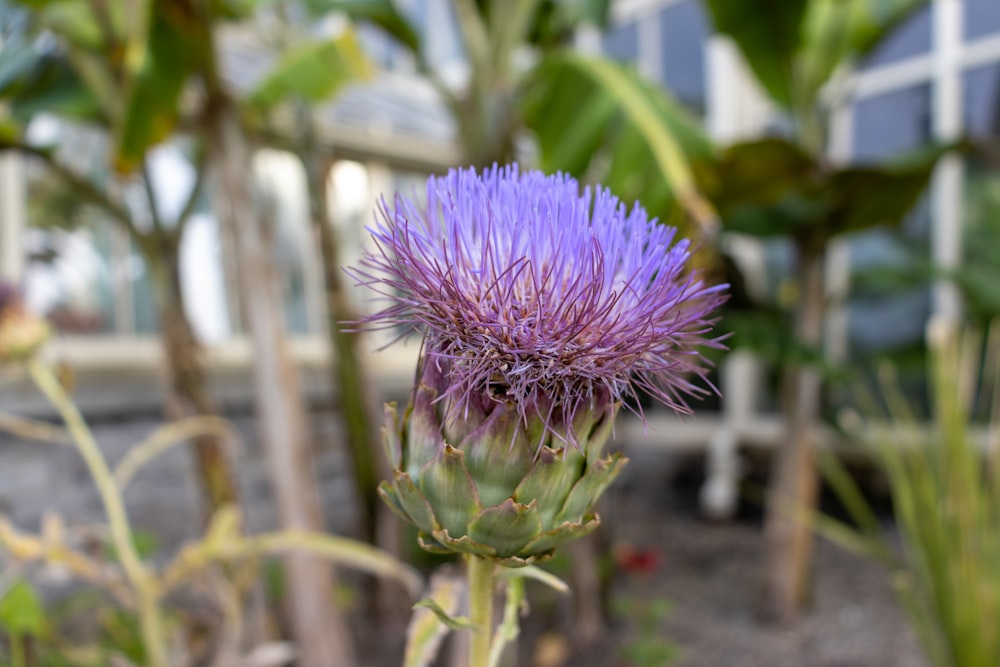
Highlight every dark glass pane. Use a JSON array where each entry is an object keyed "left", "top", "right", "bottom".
[
  {"left": 659, "top": 0, "right": 708, "bottom": 113},
  {"left": 603, "top": 20, "right": 638, "bottom": 63},
  {"left": 964, "top": 63, "right": 1000, "bottom": 140},
  {"left": 852, "top": 84, "right": 932, "bottom": 162},
  {"left": 848, "top": 85, "right": 933, "bottom": 357},
  {"left": 130, "top": 242, "right": 159, "bottom": 335},
  {"left": 861, "top": 4, "right": 932, "bottom": 69},
  {"left": 966, "top": 0, "right": 1000, "bottom": 42},
  {"left": 962, "top": 164, "right": 1000, "bottom": 327}
]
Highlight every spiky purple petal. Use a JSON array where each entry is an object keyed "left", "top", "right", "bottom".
[{"left": 347, "top": 164, "right": 727, "bottom": 439}]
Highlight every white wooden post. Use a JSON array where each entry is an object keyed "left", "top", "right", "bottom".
[{"left": 0, "top": 153, "right": 24, "bottom": 283}]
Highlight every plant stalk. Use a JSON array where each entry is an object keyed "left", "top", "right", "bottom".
[
  {"left": 466, "top": 555, "right": 496, "bottom": 667},
  {"left": 27, "top": 361, "right": 167, "bottom": 667}
]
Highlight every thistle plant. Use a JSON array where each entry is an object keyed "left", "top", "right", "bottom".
[{"left": 349, "top": 164, "right": 726, "bottom": 666}]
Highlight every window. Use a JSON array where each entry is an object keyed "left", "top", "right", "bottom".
[
  {"left": 602, "top": 19, "right": 639, "bottom": 63},
  {"left": 964, "top": 62, "right": 1000, "bottom": 139},
  {"left": 861, "top": 4, "right": 932, "bottom": 70},
  {"left": 254, "top": 149, "right": 323, "bottom": 336},
  {"left": 658, "top": 0, "right": 708, "bottom": 113},
  {"left": 965, "top": 0, "right": 1000, "bottom": 43},
  {"left": 847, "top": 85, "right": 933, "bottom": 355},
  {"left": 603, "top": 1, "right": 709, "bottom": 115}
]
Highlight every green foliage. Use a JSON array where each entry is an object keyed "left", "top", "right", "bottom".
[
  {"left": 0, "top": 579, "right": 47, "bottom": 637},
  {"left": 612, "top": 594, "right": 678, "bottom": 666},
  {"left": 524, "top": 54, "right": 714, "bottom": 233},
  {"left": 0, "top": 48, "right": 102, "bottom": 123},
  {"left": 703, "top": 0, "right": 928, "bottom": 114},
  {"left": 340, "top": 0, "right": 710, "bottom": 228},
  {"left": 247, "top": 32, "right": 371, "bottom": 111},
  {"left": 957, "top": 168, "right": 1000, "bottom": 324},
  {"left": 706, "top": 139, "right": 948, "bottom": 246},
  {"left": 703, "top": 0, "right": 808, "bottom": 108},
  {"left": 819, "top": 328, "right": 1000, "bottom": 667},
  {"left": 116, "top": 0, "right": 210, "bottom": 172},
  {"left": 304, "top": 0, "right": 421, "bottom": 53}
]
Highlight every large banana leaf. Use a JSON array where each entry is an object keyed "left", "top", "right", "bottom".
[
  {"left": 704, "top": 0, "right": 928, "bottom": 111},
  {"left": 702, "top": 0, "right": 808, "bottom": 108},
  {"left": 523, "top": 54, "right": 715, "bottom": 235},
  {"left": 707, "top": 137, "right": 949, "bottom": 245},
  {"left": 115, "top": 0, "right": 209, "bottom": 172}
]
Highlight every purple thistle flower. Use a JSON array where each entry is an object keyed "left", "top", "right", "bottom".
[{"left": 350, "top": 165, "right": 726, "bottom": 440}]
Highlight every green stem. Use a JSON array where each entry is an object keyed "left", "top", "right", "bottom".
[
  {"left": 467, "top": 555, "right": 496, "bottom": 667},
  {"left": 27, "top": 361, "right": 168, "bottom": 667},
  {"left": 10, "top": 633, "right": 25, "bottom": 667},
  {"left": 488, "top": 575, "right": 524, "bottom": 667}
]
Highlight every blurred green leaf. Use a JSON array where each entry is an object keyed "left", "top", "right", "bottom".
[
  {"left": 552, "top": 0, "right": 610, "bottom": 28},
  {"left": 954, "top": 265, "right": 1000, "bottom": 321},
  {"left": 0, "top": 579, "right": 47, "bottom": 637},
  {"left": 115, "top": 0, "right": 209, "bottom": 172},
  {"left": 214, "top": 0, "right": 267, "bottom": 20},
  {"left": 412, "top": 597, "right": 474, "bottom": 631},
  {"left": 0, "top": 116, "right": 19, "bottom": 141},
  {"left": 706, "top": 0, "right": 927, "bottom": 111},
  {"left": 703, "top": 0, "right": 808, "bottom": 108},
  {"left": 7, "top": 57, "right": 102, "bottom": 121},
  {"left": 798, "top": 0, "right": 927, "bottom": 102},
  {"left": 712, "top": 140, "right": 948, "bottom": 243},
  {"left": 524, "top": 59, "right": 616, "bottom": 176},
  {"left": 37, "top": 0, "right": 104, "bottom": 49},
  {"left": 0, "top": 42, "right": 44, "bottom": 95},
  {"left": 247, "top": 31, "right": 371, "bottom": 111},
  {"left": 705, "top": 138, "right": 821, "bottom": 209},
  {"left": 525, "top": 54, "right": 713, "bottom": 233},
  {"left": 304, "top": 0, "right": 422, "bottom": 54},
  {"left": 824, "top": 143, "right": 948, "bottom": 236}
]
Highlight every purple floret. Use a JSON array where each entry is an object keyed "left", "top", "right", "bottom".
[{"left": 347, "top": 164, "right": 727, "bottom": 438}]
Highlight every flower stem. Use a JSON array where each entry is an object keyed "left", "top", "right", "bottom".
[
  {"left": 28, "top": 361, "right": 168, "bottom": 667},
  {"left": 466, "top": 555, "right": 496, "bottom": 667}
]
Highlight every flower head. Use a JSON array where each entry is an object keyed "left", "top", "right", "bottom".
[
  {"left": 351, "top": 164, "right": 726, "bottom": 440},
  {"left": 350, "top": 165, "right": 726, "bottom": 563},
  {"left": 0, "top": 283, "right": 50, "bottom": 363}
]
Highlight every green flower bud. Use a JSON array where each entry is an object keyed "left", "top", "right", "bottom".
[{"left": 379, "top": 356, "right": 627, "bottom": 567}]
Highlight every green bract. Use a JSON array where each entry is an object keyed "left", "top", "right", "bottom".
[{"left": 378, "top": 359, "right": 627, "bottom": 567}]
